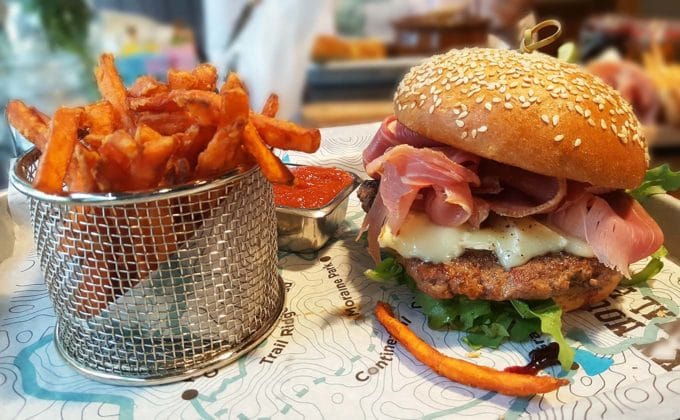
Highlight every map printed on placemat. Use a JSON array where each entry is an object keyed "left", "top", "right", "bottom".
[{"left": 1, "top": 123, "right": 680, "bottom": 420}]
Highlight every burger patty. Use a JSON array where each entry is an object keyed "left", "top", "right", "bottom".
[{"left": 399, "top": 250, "right": 622, "bottom": 303}]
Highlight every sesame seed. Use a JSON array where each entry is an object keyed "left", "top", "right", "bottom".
[
  {"left": 499, "top": 86, "right": 507, "bottom": 93},
  {"left": 541, "top": 114, "right": 550, "bottom": 124},
  {"left": 522, "top": 102, "right": 530, "bottom": 108},
  {"left": 472, "top": 129, "right": 478, "bottom": 139},
  {"left": 461, "top": 131, "right": 468, "bottom": 139},
  {"left": 584, "top": 109, "right": 592, "bottom": 118},
  {"left": 554, "top": 134, "right": 564, "bottom": 142},
  {"left": 574, "top": 138, "right": 582, "bottom": 147},
  {"left": 492, "top": 97, "right": 501, "bottom": 103},
  {"left": 588, "top": 118, "right": 595, "bottom": 127},
  {"left": 552, "top": 115, "right": 559, "bottom": 126},
  {"left": 504, "top": 102, "right": 513, "bottom": 109},
  {"left": 478, "top": 125, "right": 488, "bottom": 132},
  {"left": 476, "top": 95, "right": 484, "bottom": 104},
  {"left": 456, "top": 120, "right": 464, "bottom": 127},
  {"left": 484, "top": 102, "right": 492, "bottom": 111},
  {"left": 601, "top": 119, "right": 607, "bottom": 129},
  {"left": 454, "top": 108, "right": 460, "bottom": 115},
  {"left": 459, "top": 111, "right": 469, "bottom": 119},
  {"left": 611, "top": 124, "right": 617, "bottom": 134},
  {"left": 428, "top": 104, "right": 435, "bottom": 113},
  {"left": 505, "top": 93, "right": 512, "bottom": 101}
]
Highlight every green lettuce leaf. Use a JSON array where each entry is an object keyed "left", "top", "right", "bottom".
[
  {"left": 511, "top": 300, "right": 574, "bottom": 370},
  {"left": 367, "top": 258, "right": 570, "bottom": 369},
  {"left": 364, "top": 257, "right": 404, "bottom": 283},
  {"left": 629, "top": 164, "right": 680, "bottom": 201},
  {"left": 622, "top": 246, "right": 668, "bottom": 286}
]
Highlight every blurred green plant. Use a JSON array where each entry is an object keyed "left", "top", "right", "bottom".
[
  {"left": 336, "top": 0, "right": 386, "bottom": 37},
  {"left": 23, "top": 0, "right": 95, "bottom": 87}
]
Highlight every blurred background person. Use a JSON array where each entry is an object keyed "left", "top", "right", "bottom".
[{"left": 203, "top": 0, "right": 333, "bottom": 120}]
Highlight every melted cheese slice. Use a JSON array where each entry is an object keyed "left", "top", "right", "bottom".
[{"left": 379, "top": 212, "right": 594, "bottom": 270}]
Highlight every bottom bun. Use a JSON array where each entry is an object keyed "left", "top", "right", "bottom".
[{"left": 398, "top": 251, "right": 623, "bottom": 312}]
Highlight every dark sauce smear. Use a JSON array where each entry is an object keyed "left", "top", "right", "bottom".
[{"left": 504, "top": 342, "right": 560, "bottom": 375}]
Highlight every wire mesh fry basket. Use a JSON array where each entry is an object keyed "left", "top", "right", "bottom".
[{"left": 10, "top": 148, "right": 285, "bottom": 385}]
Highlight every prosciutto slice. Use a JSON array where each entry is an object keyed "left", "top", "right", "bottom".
[
  {"left": 360, "top": 193, "right": 389, "bottom": 263},
  {"left": 548, "top": 187, "right": 664, "bottom": 276},
  {"left": 366, "top": 144, "right": 479, "bottom": 233},
  {"left": 478, "top": 161, "right": 567, "bottom": 218},
  {"left": 363, "top": 116, "right": 476, "bottom": 172}
]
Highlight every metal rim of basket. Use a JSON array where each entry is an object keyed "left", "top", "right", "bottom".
[
  {"left": 10, "top": 147, "right": 256, "bottom": 206},
  {"left": 52, "top": 275, "right": 287, "bottom": 386}
]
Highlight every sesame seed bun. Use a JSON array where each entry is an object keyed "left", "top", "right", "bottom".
[{"left": 394, "top": 48, "right": 648, "bottom": 189}]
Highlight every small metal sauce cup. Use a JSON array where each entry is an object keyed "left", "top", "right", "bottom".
[{"left": 275, "top": 164, "right": 360, "bottom": 253}]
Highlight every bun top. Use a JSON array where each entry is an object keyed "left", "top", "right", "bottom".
[{"left": 394, "top": 48, "right": 648, "bottom": 189}]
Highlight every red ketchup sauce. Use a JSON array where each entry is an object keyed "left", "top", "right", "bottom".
[
  {"left": 504, "top": 342, "right": 561, "bottom": 375},
  {"left": 274, "top": 166, "right": 353, "bottom": 209}
]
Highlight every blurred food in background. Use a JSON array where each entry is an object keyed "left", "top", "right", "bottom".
[
  {"left": 643, "top": 45, "right": 680, "bottom": 128},
  {"left": 586, "top": 58, "right": 661, "bottom": 124},
  {"left": 391, "top": 8, "right": 488, "bottom": 56},
  {"left": 311, "top": 35, "right": 387, "bottom": 62},
  {"left": 2, "top": 0, "right": 680, "bottom": 189},
  {"left": 579, "top": 15, "right": 680, "bottom": 150}
]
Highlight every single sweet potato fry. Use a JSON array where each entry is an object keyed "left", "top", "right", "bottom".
[
  {"left": 374, "top": 302, "right": 569, "bottom": 397},
  {"left": 241, "top": 121, "right": 293, "bottom": 184},
  {"left": 34, "top": 107, "right": 82, "bottom": 194},
  {"left": 250, "top": 112, "right": 320, "bottom": 153},
  {"left": 261, "top": 93, "right": 279, "bottom": 118},
  {"left": 6, "top": 99, "right": 50, "bottom": 152},
  {"left": 95, "top": 53, "right": 134, "bottom": 131}
]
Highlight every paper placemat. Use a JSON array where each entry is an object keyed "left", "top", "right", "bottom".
[{"left": 1, "top": 123, "right": 680, "bottom": 420}]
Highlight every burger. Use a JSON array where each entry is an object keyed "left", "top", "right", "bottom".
[{"left": 359, "top": 48, "right": 665, "bottom": 365}]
